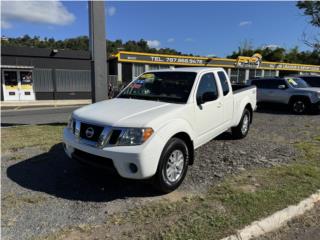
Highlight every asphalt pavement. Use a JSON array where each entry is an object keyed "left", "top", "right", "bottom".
[{"left": 1, "top": 106, "right": 81, "bottom": 126}]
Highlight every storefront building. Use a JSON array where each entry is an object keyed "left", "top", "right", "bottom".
[
  {"left": 111, "top": 51, "right": 320, "bottom": 85},
  {"left": 1, "top": 46, "right": 320, "bottom": 101},
  {"left": 1, "top": 46, "right": 92, "bottom": 101}
]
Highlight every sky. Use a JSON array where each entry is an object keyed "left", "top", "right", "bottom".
[{"left": 1, "top": 1, "right": 318, "bottom": 57}]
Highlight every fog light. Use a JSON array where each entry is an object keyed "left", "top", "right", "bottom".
[{"left": 129, "top": 163, "right": 138, "bottom": 173}]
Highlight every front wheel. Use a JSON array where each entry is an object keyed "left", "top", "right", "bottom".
[
  {"left": 153, "top": 138, "right": 189, "bottom": 193},
  {"left": 290, "top": 99, "right": 309, "bottom": 114},
  {"left": 232, "top": 109, "right": 251, "bottom": 139}
]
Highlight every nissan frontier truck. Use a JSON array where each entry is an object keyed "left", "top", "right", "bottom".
[{"left": 63, "top": 67, "right": 257, "bottom": 192}]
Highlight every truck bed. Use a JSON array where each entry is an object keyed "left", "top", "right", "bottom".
[
  {"left": 232, "top": 84, "right": 255, "bottom": 94},
  {"left": 231, "top": 84, "right": 257, "bottom": 127}
]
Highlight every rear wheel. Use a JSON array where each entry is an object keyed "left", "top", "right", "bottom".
[
  {"left": 232, "top": 109, "right": 251, "bottom": 139},
  {"left": 153, "top": 138, "right": 189, "bottom": 193},
  {"left": 290, "top": 99, "right": 309, "bottom": 114}
]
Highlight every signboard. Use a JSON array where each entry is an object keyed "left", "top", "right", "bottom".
[
  {"left": 235, "top": 53, "right": 262, "bottom": 68},
  {"left": 118, "top": 52, "right": 234, "bottom": 67},
  {"left": 261, "top": 62, "right": 320, "bottom": 72},
  {"left": 117, "top": 51, "right": 320, "bottom": 72}
]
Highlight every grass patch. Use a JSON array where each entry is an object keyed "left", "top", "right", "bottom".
[
  {"left": 1, "top": 125, "right": 64, "bottom": 153},
  {"left": 13, "top": 126, "right": 320, "bottom": 240},
  {"left": 31, "top": 225, "right": 95, "bottom": 240},
  {"left": 2, "top": 193, "right": 48, "bottom": 216},
  {"left": 8, "top": 153, "right": 28, "bottom": 161},
  {"left": 104, "top": 137, "right": 320, "bottom": 240}
]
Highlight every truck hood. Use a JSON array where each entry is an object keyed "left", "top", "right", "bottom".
[{"left": 73, "top": 98, "right": 184, "bottom": 128}]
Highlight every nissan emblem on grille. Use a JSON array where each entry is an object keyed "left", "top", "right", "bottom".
[{"left": 85, "top": 127, "right": 95, "bottom": 138}]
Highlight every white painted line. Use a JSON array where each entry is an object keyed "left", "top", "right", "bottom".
[{"left": 220, "top": 190, "right": 320, "bottom": 240}]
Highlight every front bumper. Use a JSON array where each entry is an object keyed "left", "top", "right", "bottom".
[
  {"left": 63, "top": 128, "right": 165, "bottom": 179},
  {"left": 310, "top": 100, "right": 320, "bottom": 112}
]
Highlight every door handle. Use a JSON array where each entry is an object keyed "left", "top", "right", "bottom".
[{"left": 217, "top": 102, "right": 223, "bottom": 108}]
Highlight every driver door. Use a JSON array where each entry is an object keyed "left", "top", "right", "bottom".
[
  {"left": 265, "top": 79, "right": 289, "bottom": 104},
  {"left": 195, "top": 72, "right": 224, "bottom": 146}
]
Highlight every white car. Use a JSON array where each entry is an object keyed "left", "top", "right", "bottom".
[{"left": 63, "top": 67, "right": 257, "bottom": 192}]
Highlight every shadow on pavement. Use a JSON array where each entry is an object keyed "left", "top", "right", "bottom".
[
  {"left": 256, "top": 103, "right": 319, "bottom": 115},
  {"left": 6, "top": 143, "right": 160, "bottom": 202},
  {"left": 215, "top": 132, "right": 235, "bottom": 141}
]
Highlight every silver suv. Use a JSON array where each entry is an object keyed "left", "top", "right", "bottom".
[{"left": 248, "top": 77, "right": 320, "bottom": 114}]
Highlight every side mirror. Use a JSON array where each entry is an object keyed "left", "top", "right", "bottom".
[
  {"left": 196, "top": 95, "right": 203, "bottom": 105},
  {"left": 197, "top": 92, "right": 218, "bottom": 105},
  {"left": 278, "top": 84, "right": 286, "bottom": 89}
]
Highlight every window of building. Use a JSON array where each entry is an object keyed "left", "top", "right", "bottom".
[
  {"left": 148, "top": 65, "right": 170, "bottom": 71},
  {"left": 238, "top": 69, "right": 246, "bottom": 84},
  {"left": 20, "top": 71, "right": 33, "bottom": 85},
  {"left": 159, "top": 65, "right": 170, "bottom": 70},
  {"left": 249, "top": 69, "right": 263, "bottom": 79},
  {"left": 264, "top": 70, "right": 276, "bottom": 77},
  {"left": 4, "top": 71, "right": 18, "bottom": 86},
  {"left": 230, "top": 68, "right": 246, "bottom": 84},
  {"left": 217, "top": 71, "right": 230, "bottom": 96},
  {"left": 148, "top": 65, "right": 160, "bottom": 71},
  {"left": 132, "top": 64, "right": 145, "bottom": 78},
  {"left": 230, "top": 69, "right": 238, "bottom": 84},
  {"left": 256, "top": 69, "right": 263, "bottom": 77}
]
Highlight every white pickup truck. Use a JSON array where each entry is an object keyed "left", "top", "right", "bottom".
[{"left": 63, "top": 67, "right": 257, "bottom": 192}]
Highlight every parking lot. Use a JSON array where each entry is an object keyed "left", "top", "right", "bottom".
[{"left": 1, "top": 109, "right": 320, "bottom": 240}]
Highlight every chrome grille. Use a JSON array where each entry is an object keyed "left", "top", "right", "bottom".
[{"left": 72, "top": 120, "right": 123, "bottom": 147}]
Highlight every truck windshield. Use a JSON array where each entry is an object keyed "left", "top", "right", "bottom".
[
  {"left": 286, "top": 77, "right": 310, "bottom": 88},
  {"left": 118, "top": 72, "right": 197, "bottom": 103}
]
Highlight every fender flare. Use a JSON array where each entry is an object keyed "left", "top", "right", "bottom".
[
  {"left": 234, "top": 97, "right": 253, "bottom": 126},
  {"left": 156, "top": 119, "right": 195, "bottom": 165}
]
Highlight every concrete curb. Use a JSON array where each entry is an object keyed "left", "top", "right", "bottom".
[
  {"left": 1, "top": 100, "right": 91, "bottom": 110},
  {"left": 221, "top": 190, "right": 320, "bottom": 240},
  {"left": 1, "top": 99, "right": 91, "bottom": 107}
]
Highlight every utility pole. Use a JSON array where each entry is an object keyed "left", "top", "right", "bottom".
[{"left": 88, "top": 0, "right": 108, "bottom": 102}]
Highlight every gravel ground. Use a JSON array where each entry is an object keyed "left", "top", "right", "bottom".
[
  {"left": 254, "top": 203, "right": 320, "bottom": 240},
  {"left": 2, "top": 110, "right": 320, "bottom": 240}
]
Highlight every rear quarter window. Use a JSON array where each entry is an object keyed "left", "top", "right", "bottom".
[{"left": 217, "top": 71, "right": 230, "bottom": 96}]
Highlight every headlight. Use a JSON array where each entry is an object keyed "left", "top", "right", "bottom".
[
  {"left": 67, "top": 116, "right": 74, "bottom": 131},
  {"left": 118, "top": 128, "right": 153, "bottom": 146}
]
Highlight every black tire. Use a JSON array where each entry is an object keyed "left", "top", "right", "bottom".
[
  {"left": 153, "top": 138, "right": 189, "bottom": 193},
  {"left": 231, "top": 108, "right": 251, "bottom": 139},
  {"left": 290, "top": 98, "right": 309, "bottom": 114}
]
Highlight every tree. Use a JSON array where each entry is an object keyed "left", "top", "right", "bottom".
[
  {"left": 297, "top": 1, "right": 320, "bottom": 27},
  {"left": 296, "top": 1, "right": 320, "bottom": 50},
  {"left": 226, "top": 44, "right": 319, "bottom": 65},
  {"left": 1, "top": 35, "right": 187, "bottom": 56}
]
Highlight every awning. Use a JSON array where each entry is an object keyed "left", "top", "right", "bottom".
[{"left": 1, "top": 65, "right": 34, "bottom": 69}]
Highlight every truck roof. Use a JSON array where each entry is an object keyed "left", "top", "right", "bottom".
[{"left": 146, "top": 67, "right": 225, "bottom": 73}]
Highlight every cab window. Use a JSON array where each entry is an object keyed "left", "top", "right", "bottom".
[{"left": 196, "top": 73, "right": 218, "bottom": 103}]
